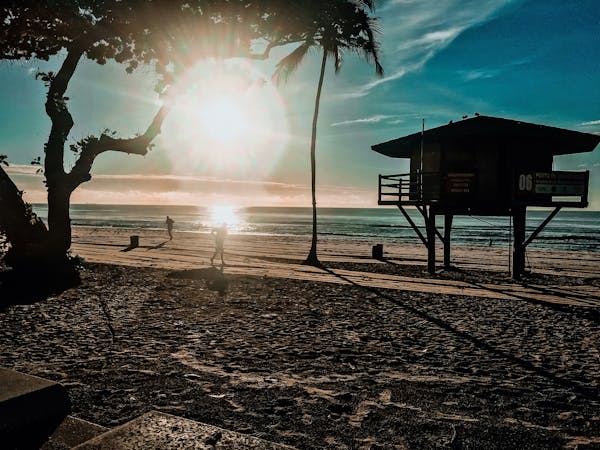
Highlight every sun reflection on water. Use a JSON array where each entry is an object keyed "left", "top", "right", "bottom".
[{"left": 208, "top": 205, "right": 241, "bottom": 231}]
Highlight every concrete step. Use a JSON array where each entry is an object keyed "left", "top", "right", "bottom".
[
  {"left": 0, "top": 367, "right": 70, "bottom": 449},
  {"left": 41, "top": 416, "right": 108, "bottom": 450},
  {"left": 74, "top": 411, "right": 295, "bottom": 449}
]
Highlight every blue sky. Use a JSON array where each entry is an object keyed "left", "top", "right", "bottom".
[{"left": 2, "top": 0, "right": 599, "bottom": 208}]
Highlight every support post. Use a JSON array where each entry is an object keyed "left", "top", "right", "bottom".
[
  {"left": 512, "top": 207, "right": 526, "bottom": 279},
  {"left": 426, "top": 208, "right": 436, "bottom": 274},
  {"left": 443, "top": 214, "right": 453, "bottom": 268},
  {"left": 397, "top": 205, "right": 428, "bottom": 246},
  {"left": 582, "top": 170, "right": 589, "bottom": 206},
  {"left": 523, "top": 206, "right": 561, "bottom": 248}
]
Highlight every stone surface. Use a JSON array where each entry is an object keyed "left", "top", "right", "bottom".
[
  {"left": 41, "top": 416, "right": 108, "bottom": 450},
  {"left": 0, "top": 367, "right": 70, "bottom": 449},
  {"left": 74, "top": 411, "right": 295, "bottom": 449}
]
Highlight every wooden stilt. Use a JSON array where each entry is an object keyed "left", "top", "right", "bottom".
[
  {"left": 397, "top": 205, "right": 427, "bottom": 246},
  {"left": 512, "top": 207, "right": 526, "bottom": 279},
  {"left": 426, "top": 208, "right": 436, "bottom": 274},
  {"left": 523, "top": 206, "right": 561, "bottom": 248},
  {"left": 443, "top": 214, "right": 453, "bottom": 268}
]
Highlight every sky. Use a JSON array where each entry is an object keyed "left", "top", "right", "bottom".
[{"left": 1, "top": 0, "right": 600, "bottom": 209}]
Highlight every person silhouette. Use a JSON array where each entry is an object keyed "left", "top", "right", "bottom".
[
  {"left": 210, "top": 224, "right": 227, "bottom": 266},
  {"left": 165, "top": 216, "right": 174, "bottom": 240}
]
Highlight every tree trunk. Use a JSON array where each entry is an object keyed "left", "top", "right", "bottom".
[
  {"left": 304, "top": 48, "right": 327, "bottom": 267},
  {"left": 47, "top": 185, "right": 73, "bottom": 258},
  {"left": 41, "top": 47, "right": 84, "bottom": 260}
]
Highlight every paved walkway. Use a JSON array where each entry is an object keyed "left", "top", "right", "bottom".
[{"left": 72, "top": 227, "right": 600, "bottom": 309}]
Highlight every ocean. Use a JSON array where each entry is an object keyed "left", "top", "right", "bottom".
[{"left": 31, "top": 204, "right": 600, "bottom": 252}]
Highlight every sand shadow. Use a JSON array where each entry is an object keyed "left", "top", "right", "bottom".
[
  {"left": 243, "top": 254, "right": 299, "bottom": 265},
  {"left": 147, "top": 241, "right": 169, "bottom": 250},
  {"left": 121, "top": 244, "right": 137, "bottom": 252},
  {"left": 0, "top": 267, "right": 80, "bottom": 310},
  {"left": 121, "top": 240, "right": 170, "bottom": 252},
  {"left": 168, "top": 266, "right": 228, "bottom": 296},
  {"left": 319, "top": 265, "right": 599, "bottom": 401},
  {"left": 520, "top": 281, "right": 600, "bottom": 304},
  {"left": 463, "top": 279, "right": 600, "bottom": 324}
]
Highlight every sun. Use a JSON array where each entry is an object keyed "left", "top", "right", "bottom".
[
  {"left": 198, "top": 96, "right": 248, "bottom": 143},
  {"left": 165, "top": 60, "right": 290, "bottom": 178}
]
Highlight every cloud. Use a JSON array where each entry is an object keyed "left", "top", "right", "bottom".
[
  {"left": 330, "top": 114, "right": 400, "bottom": 127},
  {"left": 340, "top": 68, "right": 409, "bottom": 99},
  {"left": 342, "top": 0, "right": 514, "bottom": 97},
  {"left": 3, "top": 164, "right": 40, "bottom": 175},
  {"left": 458, "top": 56, "right": 533, "bottom": 82},
  {"left": 580, "top": 119, "right": 600, "bottom": 127},
  {"left": 3, "top": 165, "right": 375, "bottom": 207},
  {"left": 460, "top": 69, "right": 501, "bottom": 81}
]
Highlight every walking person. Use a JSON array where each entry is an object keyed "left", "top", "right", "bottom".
[
  {"left": 210, "top": 223, "right": 227, "bottom": 266},
  {"left": 165, "top": 216, "right": 174, "bottom": 240}
]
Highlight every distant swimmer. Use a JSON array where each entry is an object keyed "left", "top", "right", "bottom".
[
  {"left": 210, "top": 224, "right": 227, "bottom": 266},
  {"left": 165, "top": 216, "right": 174, "bottom": 240}
]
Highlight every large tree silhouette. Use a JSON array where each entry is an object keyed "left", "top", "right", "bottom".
[
  {"left": 0, "top": 1, "right": 327, "bottom": 270},
  {"left": 273, "top": 0, "right": 383, "bottom": 266}
]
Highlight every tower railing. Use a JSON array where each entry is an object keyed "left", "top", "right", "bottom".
[{"left": 377, "top": 172, "right": 440, "bottom": 205}]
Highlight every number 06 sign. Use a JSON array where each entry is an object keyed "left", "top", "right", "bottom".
[{"left": 517, "top": 172, "right": 587, "bottom": 196}]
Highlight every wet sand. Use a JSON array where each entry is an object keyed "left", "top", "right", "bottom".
[{"left": 1, "top": 227, "right": 599, "bottom": 448}]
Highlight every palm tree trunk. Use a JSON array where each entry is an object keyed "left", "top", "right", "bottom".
[{"left": 304, "top": 49, "right": 327, "bottom": 267}]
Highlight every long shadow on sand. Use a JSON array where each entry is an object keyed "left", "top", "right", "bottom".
[
  {"left": 146, "top": 240, "right": 170, "bottom": 250},
  {"left": 384, "top": 260, "right": 600, "bottom": 324},
  {"left": 168, "top": 266, "right": 229, "bottom": 295},
  {"left": 519, "top": 281, "right": 600, "bottom": 304},
  {"left": 431, "top": 265, "right": 600, "bottom": 324},
  {"left": 320, "top": 265, "right": 600, "bottom": 402},
  {"left": 465, "top": 279, "right": 600, "bottom": 323},
  {"left": 121, "top": 240, "right": 170, "bottom": 252}
]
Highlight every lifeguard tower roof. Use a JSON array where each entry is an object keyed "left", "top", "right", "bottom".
[{"left": 372, "top": 115, "right": 600, "bottom": 158}]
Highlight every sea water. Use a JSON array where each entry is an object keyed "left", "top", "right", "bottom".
[{"left": 30, "top": 204, "right": 599, "bottom": 252}]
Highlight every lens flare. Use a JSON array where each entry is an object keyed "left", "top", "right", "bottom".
[{"left": 164, "top": 60, "right": 289, "bottom": 180}]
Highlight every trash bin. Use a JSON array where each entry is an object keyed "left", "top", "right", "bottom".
[
  {"left": 130, "top": 235, "right": 139, "bottom": 248},
  {"left": 372, "top": 243, "right": 383, "bottom": 259}
]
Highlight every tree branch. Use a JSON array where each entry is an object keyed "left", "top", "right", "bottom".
[
  {"left": 68, "top": 105, "right": 169, "bottom": 188},
  {"left": 243, "top": 38, "right": 304, "bottom": 60},
  {"left": 246, "top": 41, "right": 277, "bottom": 60}
]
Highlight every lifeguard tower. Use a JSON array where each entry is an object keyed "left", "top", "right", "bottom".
[{"left": 372, "top": 115, "right": 599, "bottom": 278}]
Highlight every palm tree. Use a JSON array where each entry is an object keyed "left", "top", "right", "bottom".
[{"left": 273, "top": 0, "right": 383, "bottom": 266}]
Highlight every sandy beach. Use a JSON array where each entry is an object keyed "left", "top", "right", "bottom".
[{"left": 1, "top": 226, "right": 599, "bottom": 448}]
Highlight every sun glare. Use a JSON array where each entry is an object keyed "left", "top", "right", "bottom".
[
  {"left": 198, "top": 97, "right": 248, "bottom": 143},
  {"left": 209, "top": 205, "right": 241, "bottom": 230},
  {"left": 165, "top": 60, "right": 289, "bottom": 179}
]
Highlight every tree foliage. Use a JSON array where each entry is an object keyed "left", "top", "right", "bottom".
[
  {"left": 1, "top": 1, "right": 332, "bottom": 86},
  {"left": 272, "top": 0, "right": 383, "bottom": 82}
]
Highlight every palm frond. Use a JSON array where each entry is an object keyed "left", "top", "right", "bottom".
[
  {"left": 354, "top": 0, "right": 377, "bottom": 12},
  {"left": 329, "top": 43, "right": 343, "bottom": 73},
  {"left": 271, "top": 40, "right": 313, "bottom": 85},
  {"left": 354, "top": 12, "right": 384, "bottom": 77}
]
